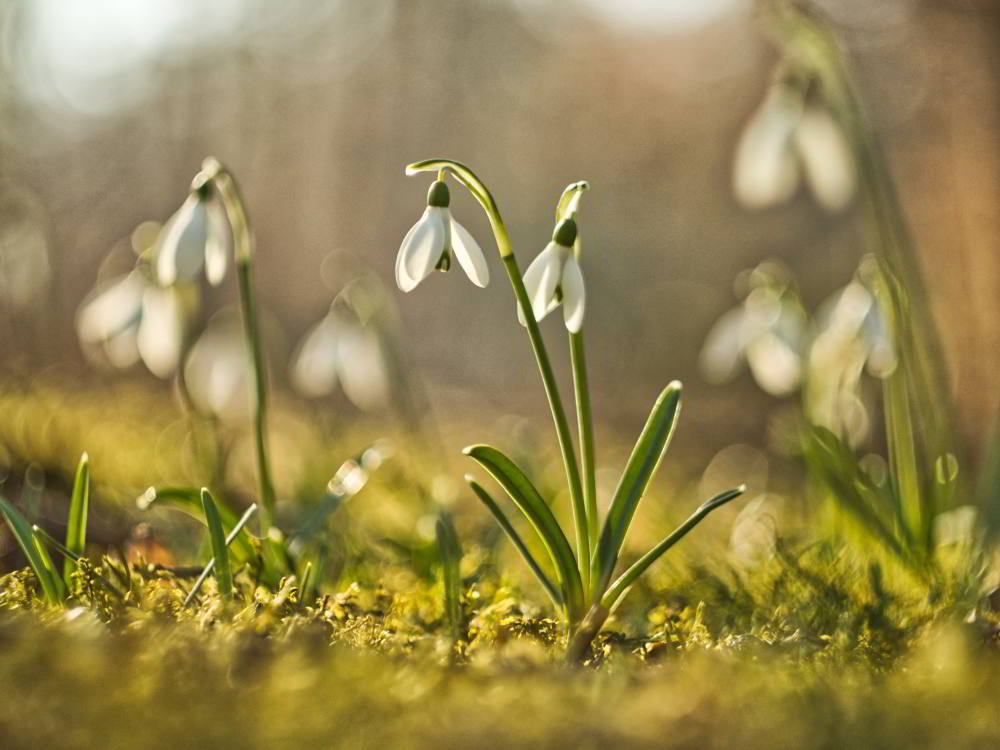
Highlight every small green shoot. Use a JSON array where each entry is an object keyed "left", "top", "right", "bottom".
[
  {"left": 184, "top": 502, "right": 257, "bottom": 607},
  {"left": 0, "top": 496, "right": 63, "bottom": 605},
  {"left": 63, "top": 452, "right": 90, "bottom": 590},
  {"left": 435, "top": 514, "right": 463, "bottom": 642},
  {"left": 200, "top": 489, "right": 233, "bottom": 601}
]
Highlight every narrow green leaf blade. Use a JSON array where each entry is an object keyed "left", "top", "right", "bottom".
[
  {"left": 467, "top": 477, "right": 562, "bottom": 610},
  {"left": 0, "top": 496, "right": 62, "bottom": 605},
  {"left": 184, "top": 503, "right": 257, "bottom": 607},
  {"left": 464, "top": 444, "right": 584, "bottom": 619},
  {"left": 601, "top": 486, "right": 745, "bottom": 609},
  {"left": 201, "top": 488, "right": 233, "bottom": 600},
  {"left": 435, "top": 514, "right": 463, "bottom": 641},
  {"left": 63, "top": 452, "right": 90, "bottom": 589},
  {"left": 593, "top": 382, "right": 682, "bottom": 596}
]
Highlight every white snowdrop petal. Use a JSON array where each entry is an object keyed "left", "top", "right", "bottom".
[
  {"left": 156, "top": 196, "right": 208, "bottom": 286},
  {"left": 399, "top": 207, "right": 447, "bottom": 291},
  {"left": 698, "top": 307, "right": 748, "bottom": 384},
  {"left": 204, "top": 198, "right": 230, "bottom": 286},
  {"left": 746, "top": 332, "right": 802, "bottom": 396},
  {"left": 561, "top": 255, "right": 585, "bottom": 333},
  {"left": 76, "top": 272, "right": 145, "bottom": 344},
  {"left": 450, "top": 218, "right": 489, "bottom": 288},
  {"left": 137, "top": 286, "right": 184, "bottom": 379},
  {"left": 338, "top": 327, "right": 391, "bottom": 412},
  {"left": 733, "top": 90, "right": 802, "bottom": 209},
  {"left": 519, "top": 243, "right": 562, "bottom": 326},
  {"left": 184, "top": 321, "right": 250, "bottom": 420},
  {"left": 794, "top": 107, "right": 856, "bottom": 212},
  {"left": 290, "top": 315, "right": 342, "bottom": 397}
]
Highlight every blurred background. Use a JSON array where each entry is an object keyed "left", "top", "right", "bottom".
[{"left": 0, "top": 0, "right": 997, "bottom": 499}]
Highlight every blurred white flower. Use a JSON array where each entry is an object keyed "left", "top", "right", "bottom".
[
  {"left": 700, "top": 265, "right": 806, "bottom": 397},
  {"left": 395, "top": 180, "right": 488, "bottom": 292},
  {"left": 517, "top": 218, "right": 585, "bottom": 333},
  {"left": 805, "top": 273, "right": 897, "bottom": 444},
  {"left": 183, "top": 313, "right": 250, "bottom": 420},
  {"left": 733, "top": 80, "right": 856, "bottom": 212},
  {"left": 155, "top": 188, "right": 230, "bottom": 287},
  {"left": 290, "top": 305, "right": 391, "bottom": 412},
  {"left": 76, "top": 270, "right": 189, "bottom": 377}
]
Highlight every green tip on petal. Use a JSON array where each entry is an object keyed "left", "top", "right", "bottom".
[
  {"left": 552, "top": 217, "right": 578, "bottom": 247},
  {"left": 427, "top": 180, "right": 450, "bottom": 208}
]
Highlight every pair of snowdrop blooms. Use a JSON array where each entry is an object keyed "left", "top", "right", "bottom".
[
  {"left": 394, "top": 178, "right": 586, "bottom": 333},
  {"left": 733, "top": 70, "right": 856, "bottom": 213}
]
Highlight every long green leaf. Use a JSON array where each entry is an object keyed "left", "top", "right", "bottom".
[
  {"left": 467, "top": 477, "right": 562, "bottom": 610},
  {"left": 63, "top": 452, "right": 90, "bottom": 589},
  {"left": 600, "top": 486, "right": 745, "bottom": 609},
  {"left": 201, "top": 489, "right": 232, "bottom": 600},
  {"left": 184, "top": 503, "right": 257, "bottom": 607},
  {"left": 435, "top": 514, "right": 463, "bottom": 641},
  {"left": 593, "top": 382, "right": 682, "bottom": 596},
  {"left": 0, "top": 496, "right": 62, "bottom": 605},
  {"left": 464, "top": 444, "right": 584, "bottom": 620}
]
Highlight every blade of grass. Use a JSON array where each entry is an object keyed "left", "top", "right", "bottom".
[
  {"left": 600, "top": 486, "right": 746, "bottom": 609},
  {"left": 435, "top": 514, "right": 463, "bottom": 641},
  {"left": 467, "top": 477, "right": 562, "bottom": 611},
  {"left": 63, "top": 452, "right": 90, "bottom": 589},
  {"left": 464, "top": 444, "right": 584, "bottom": 622},
  {"left": 201, "top": 489, "right": 232, "bottom": 601},
  {"left": 593, "top": 382, "right": 682, "bottom": 597},
  {"left": 184, "top": 503, "right": 257, "bottom": 607},
  {"left": 0, "top": 496, "right": 62, "bottom": 605}
]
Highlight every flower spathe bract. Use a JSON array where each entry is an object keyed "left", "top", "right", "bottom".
[
  {"left": 518, "top": 218, "right": 585, "bottom": 333},
  {"left": 155, "top": 188, "right": 230, "bottom": 287},
  {"left": 395, "top": 180, "right": 488, "bottom": 292}
]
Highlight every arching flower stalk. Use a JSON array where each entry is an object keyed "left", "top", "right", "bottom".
[
  {"left": 154, "top": 157, "right": 277, "bottom": 531},
  {"left": 399, "top": 159, "right": 745, "bottom": 660}
]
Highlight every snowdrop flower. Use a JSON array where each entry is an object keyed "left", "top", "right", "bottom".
[
  {"left": 155, "top": 183, "right": 230, "bottom": 287},
  {"left": 395, "top": 179, "right": 489, "bottom": 292},
  {"left": 183, "top": 313, "right": 250, "bottom": 421},
  {"left": 517, "top": 217, "right": 585, "bottom": 333},
  {"left": 76, "top": 271, "right": 189, "bottom": 378},
  {"left": 290, "top": 302, "right": 391, "bottom": 412},
  {"left": 699, "top": 263, "right": 806, "bottom": 397},
  {"left": 733, "top": 77, "right": 856, "bottom": 212}
]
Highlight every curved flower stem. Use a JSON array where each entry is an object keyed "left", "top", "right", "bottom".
[
  {"left": 407, "top": 159, "right": 590, "bottom": 591},
  {"left": 198, "top": 158, "right": 277, "bottom": 531},
  {"left": 569, "top": 331, "right": 598, "bottom": 562}
]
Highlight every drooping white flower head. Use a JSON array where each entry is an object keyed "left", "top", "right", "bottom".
[
  {"left": 76, "top": 270, "right": 189, "bottom": 378},
  {"left": 733, "top": 76, "right": 856, "bottom": 213},
  {"left": 518, "top": 217, "right": 585, "bottom": 333},
  {"left": 290, "top": 303, "right": 391, "bottom": 412},
  {"left": 155, "top": 184, "right": 230, "bottom": 287},
  {"left": 395, "top": 179, "right": 489, "bottom": 292},
  {"left": 183, "top": 312, "right": 250, "bottom": 421}
]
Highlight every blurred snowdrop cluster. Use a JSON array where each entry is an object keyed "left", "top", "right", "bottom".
[
  {"left": 733, "top": 70, "right": 856, "bottom": 212},
  {"left": 290, "top": 276, "right": 392, "bottom": 413},
  {"left": 701, "top": 257, "right": 896, "bottom": 447}
]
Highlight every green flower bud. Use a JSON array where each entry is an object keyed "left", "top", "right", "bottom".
[
  {"left": 552, "top": 217, "right": 577, "bottom": 247},
  {"left": 427, "top": 180, "right": 451, "bottom": 208}
]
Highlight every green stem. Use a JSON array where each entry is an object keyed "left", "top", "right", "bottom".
[
  {"left": 206, "top": 162, "right": 277, "bottom": 531},
  {"left": 570, "top": 331, "right": 598, "bottom": 561}
]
